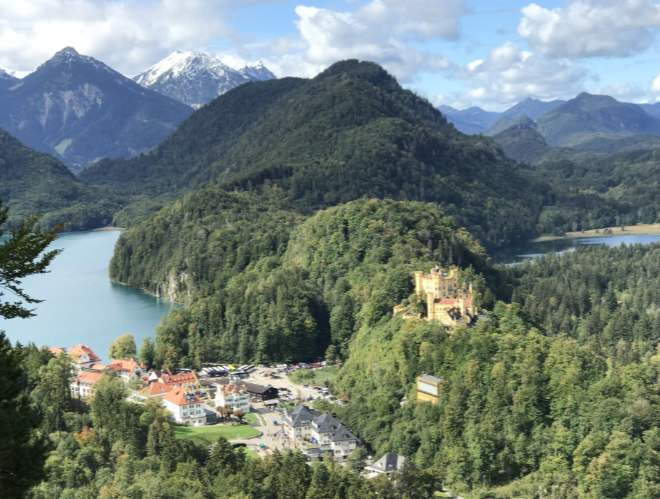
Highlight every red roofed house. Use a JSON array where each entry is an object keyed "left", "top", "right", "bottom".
[
  {"left": 160, "top": 371, "right": 200, "bottom": 390},
  {"left": 71, "top": 370, "right": 104, "bottom": 398},
  {"left": 50, "top": 344, "right": 102, "bottom": 373},
  {"left": 107, "top": 358, "right": 145, "bottom": 380},
  {"left": 162, "top": 389, "right": 206, "bottom": 426},
  {"left": 139, "top": 381, "right": 172, "bottom": 398}
]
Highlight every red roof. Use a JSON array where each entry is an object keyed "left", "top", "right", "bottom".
[
  {"left": 74, "top": 371, "right": 104, "bottom": 385},
  {"left": 161, "top": 372, "right": 199, "bottom": 386},
  {"left": 163, "top": 389, "right": 203, "bottom": 406},
  {"left": 49, "top": 346, "right": 66, "bottom": 356},
  {"left": 140, "top": 381, "right": 172, "bottom": 397},
  {"left": 69, "top": 345, "right": 101, "bottom": 363},
  {"left": 107, "top": 358, "right": 143, "bottom": 373}
]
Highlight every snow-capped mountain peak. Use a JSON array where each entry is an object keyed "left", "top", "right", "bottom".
[{"left": 132, "top": 51, "right": 276, "bottom": 107}]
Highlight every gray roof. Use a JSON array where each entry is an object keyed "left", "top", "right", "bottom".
[
  {"left": 371, "top": 452, "right": 405, "bottom": 472},
  {"left": 286, "top": 404, "right": 320, "bottom": 428},
  {"left": 418, "top": 373, "right": 442, "bottom": 384}
]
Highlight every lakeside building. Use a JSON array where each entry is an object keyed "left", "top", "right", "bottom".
[
  {"left": 50, "top": 344, "right": 101, "bottom": 372},
  {"left": 71, "top": 370, "right": 104, "bottom": 398}
]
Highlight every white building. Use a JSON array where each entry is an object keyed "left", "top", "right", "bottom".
[
  {"left": 71, "top": 370, "right": 104, "bottom": 398},
  {"left": 282, "top": 405, "right": 357, "bottom": 460},
  {"left": 162, "top": 389, "right": 206, "bottom": 426},
  {"left": 215, "top": 383, "right": 250, "bottom": 413}
]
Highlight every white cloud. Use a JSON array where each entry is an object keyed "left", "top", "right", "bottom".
[
  {"left": 0, "top": 0, "right": 236, "bottom": 74},
  {"left": 650, "top": 74, "right": 660, "bottom": 93},
  {"left": 453, "top": 42, "right": 586, "bottom": 109},
  {"left": 279, "top": 0, "right": 463, "bottom": 82},
  {"left": 519, "top": 0, "right": 660, "bottom": 58}
]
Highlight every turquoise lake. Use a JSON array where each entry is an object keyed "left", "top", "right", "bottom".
[
  {"left": 494, "top": 234, "right": 660, "bottom": 264},
  {"left": 0, "top": 230, "right": 178, "bottom": 363}
]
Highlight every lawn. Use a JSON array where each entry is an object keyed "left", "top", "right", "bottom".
[{"left": 174, "top": 423, "right": 260, "bottom": 444}]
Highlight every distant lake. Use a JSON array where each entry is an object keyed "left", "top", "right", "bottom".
[
  {"left": 0, "top": 230, "right": 178, "bottom": 363},
  {"left": 495, "top": 234, "right": 660, "bottom": 265}
]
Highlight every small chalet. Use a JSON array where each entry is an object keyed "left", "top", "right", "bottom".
[
  {"left": 365, "top": 452, "right": 406, "bottom": 477},
  {"left": 162, "top": 389, "right": 206, "bottom": 426},
  {"left": 71, "top": 370, "right": 104, "bottom": 398}
]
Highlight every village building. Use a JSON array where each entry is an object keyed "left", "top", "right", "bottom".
[
  {"left": 365, "top": 452, "right": 406, "bottom": 477},
  {"left": 106, "top": 358, "right": 145, "bottom": 380},
  {"left": 71, "top": 370, "right": 104, "bottom": 398},
  {"left": 215, "top": 383, "right": 250, "bottom": 413},
  {"left": 162, "top": 389, "right": 206, "bottom": 426},
  {"left": 139, "top": 381, "right": 172, "bottom": 398},
  {"left": 50, "top": 344, "right": 102, "bottom": 372},
  {"left": 282, "top": 405, "right": 357, "bottom": 460},
  {"left": 215, "top": 378, "right": 278, "bottom": 402},
  {"left": 159, "top": 371, "right": 201, "bottom": 390},
  {"left": 416, "top": 373, "right": 442, "bottom": 404}
]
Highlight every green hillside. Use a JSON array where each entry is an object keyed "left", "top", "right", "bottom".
[
  {"left": 83, "top": 60, "right": 546, "bottom": 249},
  {"left": 111, "top": 196, "right": 491, "bottom": 365},
  {"left": 0, "top": 128, "right": 117, "bottom": 229}
]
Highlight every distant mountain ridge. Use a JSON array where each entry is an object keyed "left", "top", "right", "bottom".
[
  {"left": 0, "top": 47, "right": 194, "bottom": 170},
  {"left": 132, "top": 51, "right": 276, "bottom": 107}
]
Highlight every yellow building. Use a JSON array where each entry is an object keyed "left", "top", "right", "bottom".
[
  {"left": 414, "top": 267, "right": 477, "bottom": 325},
  {"left": 417, "top": 373, "right": 442, "bottom": 404}
]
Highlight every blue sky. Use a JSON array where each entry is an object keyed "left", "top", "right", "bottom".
[{"left": 2, "top": 0, "right": 660, "bottom": 110}]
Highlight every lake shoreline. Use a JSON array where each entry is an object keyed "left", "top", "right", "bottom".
[{"left": 532, "top": 223, "right": 660, "bottom": 242}]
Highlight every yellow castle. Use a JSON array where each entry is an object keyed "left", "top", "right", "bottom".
[{"left": 396, "top": 266, "right": 477, "bottom": 326}]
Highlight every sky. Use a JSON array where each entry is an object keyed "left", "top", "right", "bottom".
[{"left": 2, "top": 0, "right": 660, "bottom": 111}]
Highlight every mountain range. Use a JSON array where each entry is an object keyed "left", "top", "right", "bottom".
[
  {"left": 131, "top": 51, "right": 275, "bottom": 108},
  {"left": 0, "top": 48, "right": 275, "bottom": 171}
]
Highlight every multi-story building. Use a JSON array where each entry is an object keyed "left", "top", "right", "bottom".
[
  {"left": 282, "top": 405, "right": 357, "bottom": 460},
  {"left": 71, "top": 370, "right": 104, "bottom": 398},
  {"left": 162, "top": 389, "right": 206, "bottom": 426},
  {"left": 416, "top": 373, "right": 442, "bottom": 404},
  {"left": 215, "top": 383, "right": 250, "bottom": 413},
  {"left": 412, "top": 267, "right": 477, "bottom": 325}
]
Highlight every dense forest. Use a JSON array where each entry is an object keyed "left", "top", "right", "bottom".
[{"left": 5, "top": 59, "right": 660, "bottom": 497}]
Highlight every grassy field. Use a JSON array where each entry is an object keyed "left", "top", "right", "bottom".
[
  {"left": 174, "top": 423, "right": 260, "bottom": 444},
  {"left": 289, "top": 365, "right": 339, "bottom": 386}
]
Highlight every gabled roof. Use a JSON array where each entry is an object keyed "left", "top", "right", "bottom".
[
  {"left": 370, "top": 452, "right": 405, "bottom": 472},
  {"left": 140, "top": 381, "right": 172, "bottom": 397},
  {"left": 314, "top": 412, "right": 340, "bottom": 433},
  {"left": 220, "top": 383, "right": 247, "bottom": 396},
  {"left": 330, "top": 423, "right": 356, "bottom": 442},
  {"left": 69, "top": 344, "right": 101, "bottom": 363},
  {"left": 49, "top": 346, "right": 66, "bottom": 356},
  {"left": 163, "top": 389, "right": 203, "bottom": 406},
  {"left": 74, "top": 370, "right": 104, "bottom": 385},
  {"left": 287, "top": 404, "right": 319, "bottom": 427},
  {"left": 107, "top": 358, "right": 143, "bottom": 374}
]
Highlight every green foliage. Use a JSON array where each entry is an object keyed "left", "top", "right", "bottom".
[
  {"left": 0, "top": 333, "right": 47, "bottom": 497},
  {"left": 0, "top": 198, "right": 62, "bottom": 318},
  {"left": 119, "top": 197, "right": 491, "bottom": 366},
  {"left": 108, "top": 333, "right": 137, "bottom": 360}
]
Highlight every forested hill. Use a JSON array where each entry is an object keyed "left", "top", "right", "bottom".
[
  {"left": 110, "top": 196, "right": 492, "bottom": 364},
  {"left": 82, "top": 60, "right": 547, "bottom": 249},
  {"left": 0, "top": 129, "right": 117, "bottom": 229}
]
